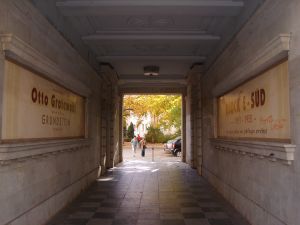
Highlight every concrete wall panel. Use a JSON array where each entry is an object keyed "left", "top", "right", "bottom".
[
  {"left": 202, "top": 0, "right": 300, "bottom": 225},
  {"left": 0, "top": 0, "right": 120, "bottom": 224}
]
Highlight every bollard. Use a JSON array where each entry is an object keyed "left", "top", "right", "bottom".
[{"left": 152, "top": 147, "right": 154, "bottom": 161}]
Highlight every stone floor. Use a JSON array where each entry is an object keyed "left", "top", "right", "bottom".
[{"left": 47, "top": 147, "right": 250, "bottom": 225}]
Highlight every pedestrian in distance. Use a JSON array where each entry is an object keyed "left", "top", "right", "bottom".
[
  {"left": 131, "top": 136, "right": 138, "bottom": 157},
  {"left": 137, "top": 134, "right": 142, "bottom": 149},
  {"left": 140, "top": 138, "right": 146, "bottom": 157}
]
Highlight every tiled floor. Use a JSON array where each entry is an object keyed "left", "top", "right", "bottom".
[{"left": 47, "top": 147, "right": 250, "bottom": 225}]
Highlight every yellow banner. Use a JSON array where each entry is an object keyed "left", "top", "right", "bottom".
[
  {"left": 2, "top": 60, "right": 85, "bottom": 141},
  {"left": 217, "top": 60, "right": 290, "bottom": 142}
]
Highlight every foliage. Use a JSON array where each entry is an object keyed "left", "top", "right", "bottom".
[
  {"left": 145, "top": 126, "right": 181, "bottom": 143},
  {"left": 127, "top": 122, "right": 134, "bottom": 139},
  {"left": 162, "top": 132, "right": 181, "bottom": 143},
  {"left": 123, "top": 95, "right": 182, "bottom": 132},
  {"left": 145, "top": 126, "right": 165, "bottom": 143}
]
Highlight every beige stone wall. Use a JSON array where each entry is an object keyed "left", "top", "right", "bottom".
[
  {"left": 186, "top": 72, "right": 202, "bottom": 170},
  {"left": 0, "top": 0, "right": 120, "bottom": 224},
  {"left": 202, "top": 0, "right": 300, "bottom": 225},
  {"left": 185, "top": 85, "right": 193, "bottom": 165}
]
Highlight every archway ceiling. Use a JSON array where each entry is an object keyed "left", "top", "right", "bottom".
[{"left": 36, "top": 0, "right": 265, "bottom": 87}]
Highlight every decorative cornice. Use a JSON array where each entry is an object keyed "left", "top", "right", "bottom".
[
  {"left": 0, "top": 139, "right": 90, "bottom": 166},
  {"left": 213, "top": 33, "right": 291, "bottom": 96},
  {"left": 0, "top": 33, "right": 91, "bottom": 97},
  {"left": 211, "top": 138, "right": 295, "bottom": 165}
]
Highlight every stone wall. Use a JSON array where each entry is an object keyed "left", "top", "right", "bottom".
[
  {"left": 186, "top": 71, "right": 202, "bottom": 170},
  {"left": 185, "top": 85, "right": 193, "bottom": 165},
  {"left": 201, "top": 0, "right": 300, "bottom": 225},
  {"left": 0, "top": 0, "right": 120, "bottom": 224}
]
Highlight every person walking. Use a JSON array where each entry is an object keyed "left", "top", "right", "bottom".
[
  {"left": 137, "top": 134, "right": 142, "bottom": 149},
  {"left": 131, "top": 136, "right": 138, "bottom": 157},
  {"left": 140, "top": 138, "right": 146, "bottom": 157}
]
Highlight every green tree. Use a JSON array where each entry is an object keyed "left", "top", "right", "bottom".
[
  {"left": 123, "top": 95, "right": 182, "bottom": 132},
  {"left": 127, "top": 122, "right": 134, "bottom": 139},
  {"left": 145, "top": 125, "right": 165, "bottom": 143}
]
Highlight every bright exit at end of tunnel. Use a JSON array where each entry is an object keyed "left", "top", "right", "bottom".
[{"left": 123, "top": 95, "right": 182, "bottom": 160}]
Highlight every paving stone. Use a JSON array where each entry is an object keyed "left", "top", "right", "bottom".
[
  {"left": 201, "top": 207, "right": 223, "bottom": 212},
  {"left": 65, "top": 218, "right": 89, "bottom": 225},
  {"left": 160, "top": 212, "right": 184, "bottom": 220},
  {"left": 136, "top": 219, "right": 161, "bottom": 225},
  {"left": 208, "top": 218, "right": 234, "bottom": 225},
  {"left": 86, "top": 219, "right": 113, "bottom": 225},
  {"left": 205, "top": 212, "right": 229, "bottom": 219},
  {"left": 112, "top": 218, "right": 138, "bottom": 225},
  {"left": 182, "top": 212, "right": 205, "bottom": 218},
  {"left": 184, "top": 218, "right": 210, "bottom": 225},
  {"left": 181, "top": 207, "right": 202, "bottom": 212},
  {"left": 68, "top": 212, "right": 95, "bottom": 219},
  {"left": 161, "top": 219, "right": 185, "bottom": 225},
  {"left": 93, "top": 212, "right": 115, "bottom": 219},
  {"left": 180, "top": 202, "right": 199, "bottom": 207},
  {"left": 47, "top": 151, "right": 250, "bottom": 225}
]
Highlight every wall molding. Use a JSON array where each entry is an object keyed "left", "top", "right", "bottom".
[
  {"left": 0, "top": 33, "right": 91, "bottom": 97},
  {"left": 0, "top": 33, "right": 93, "bottom": 166},
  {"left": 0, "top": 139, "right": 90, "bottom": 166},
  {"left": 211, "top": 138, "right": 295, "bottom": 165},
  {"left": 4, "top": 166, "right": 97, "bottom": 225},
  {"left": 213, "top": 33, "right": 291, "bottom": 96},
  {"left": 202, "top": 167, "right": 286, "bottom": 225}
]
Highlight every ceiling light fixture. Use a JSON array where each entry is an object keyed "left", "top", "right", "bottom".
[{"left": 144, "top": 65, "right": 159, "bottom": 76}]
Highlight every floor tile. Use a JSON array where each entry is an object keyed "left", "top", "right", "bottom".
[
  {"left": 137, "top": 219, "right": 161, "bottom": 225},
  {"left": 201, "top": 207, "right": 223, "bottom": 212},
  {"left": 180, "top": 202, "right": 199, "bottom": 207},
  {"left": 208, "top": 218, "right": 234, "bottom": 225},
  {"left": 184, "top": 218, "right": 210, "bottom": 225},
  {"left": 112, "top": 218, "right": 138, "bottom": 225},
  {"left": 181, "top": 207, "right": 203, "bottom": 213},
  {"left": 96, "top": 207, "right": 118, "bottom": 213},
  {"left": 160, "top": 213, "right": 184, "bottom": 220},
  {"left": 68, "top": 212, "right": 95, "bottom": 219},
  {"left": 182, "top": 212, "right": 205, "bottom": 219},
  {"left": 47, "top": 149, "right": 250, "bottom": 225},
  {"left": 86, "top": 219, "right": 113, "bottom": 225},
  {"left": 65, "top": 218, "right": 89, "bottom": 225},
  {"left": 161, "top": 219, "right": 185, "bottom": 225},
  {"left": 93, "top": 212, "right": 115, "bottom": 219},
  {"left": 205, "top": 212, "right": 229, "bottom": 219}
]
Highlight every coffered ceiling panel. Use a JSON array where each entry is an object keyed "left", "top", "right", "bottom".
[{"left": 32, "top": 0, "right": 265, "bottom": 86}]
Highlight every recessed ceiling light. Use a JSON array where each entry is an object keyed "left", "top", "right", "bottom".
[{"left": 144, "top": 66, "right": 159, "bottom": 76}]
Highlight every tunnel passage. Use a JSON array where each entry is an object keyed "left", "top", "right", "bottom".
[
  {"left": 47, "top": 153, "right": 250, "bottom": 225},
  {"left": 1, "top": 1, "right": 300, "bottom": 225}
]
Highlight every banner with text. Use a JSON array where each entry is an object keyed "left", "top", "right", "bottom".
[
  {"left": 1, "top": 60, "right": 85, "bottom": 141},
  {"left": 217, "top": 60, "right": 290, "bottom": 141}
]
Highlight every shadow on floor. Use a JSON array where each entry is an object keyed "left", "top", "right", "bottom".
[{"left": 47, "top": 147, "right": 250, "bottom": 225}]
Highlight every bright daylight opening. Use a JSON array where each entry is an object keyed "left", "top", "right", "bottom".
[{"left": 122, "top": 94, "right": 183, "bottom": 162}]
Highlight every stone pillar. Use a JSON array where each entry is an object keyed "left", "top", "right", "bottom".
[
  {"left": 186, "top": 66, "right": 203, "bottom": 171},
  {"left": 106, "top": 84, "right": 113, "bottom": 168},
  {"left": 99, "top": 84, "right": 108, "bottom": 175},
  {"left": 99, "top": 64, "right": 120, "bottom": 169},
  {"left": 185, "top": 85, "right": 192, "bottom": 165},
  {"left": 196, "top": 79, "right": 202, "bottom": 175},
  {"left": 109, "top": 85, "right": 121, "bottom": 167},
  {"left": 119, "top": 94, "right": 124, "bottom": 163},
  {"left": 182, "top": 94, "right": 187, "bottom": 163},
  {"left": 191, "top": 83, "right": 197, "bottom": 168}
]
